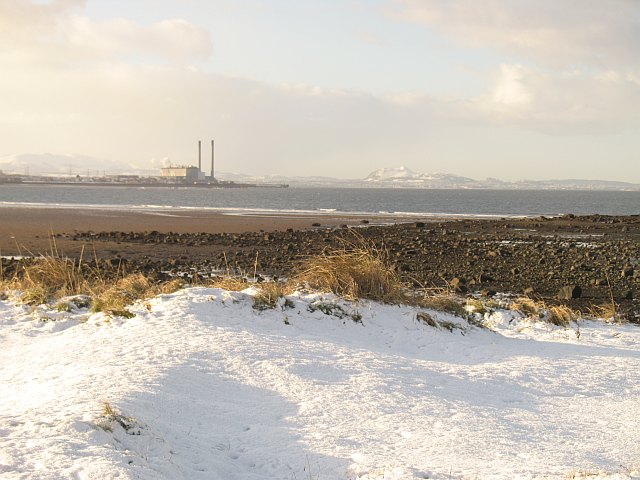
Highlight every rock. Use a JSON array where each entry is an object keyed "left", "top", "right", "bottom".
[
  {"left": 478, "top": 273, "right": 495, "bottom": 283},
  {"left": 621, "top": 267, "right": 634, "bottom": 277},
  {"left": 415, "top": 222, "right": 426, "bottom": 228},
  {"left": 108, "top": 258, "right": 127, "bottom": 267},
  {"left": 557, "top": 285, "right": 582, "bottom": 300},
  {"left": 450, "top": 277, "right": 467, "bottom": 293}
]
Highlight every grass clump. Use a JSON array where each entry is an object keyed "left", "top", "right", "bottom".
[
  {"left": 4, "top": 256, "right": 89, "bottom": 305},
  {"left": 253, "top": 282, "right": 289, "bottom": 311},
  {"left": 307, "top": 300, "right": 362, "bottom": 323},
  {"left": 92, "top": 274, "right": 183, "bottom": 317},
  {"left": 1, "top": 241, "right": 184, "bottom": 318},
  {"left": 511, "top": 297, "right": 579, "bottom": 327},
  {"left": 208, "top": 276, "right": 250, "bottom": 292},
  {"left": 416, "top": 312, "right": 463, "bottom": 332},
  {"left": 98, "top": 401, "right": 139, "bottom": 434},
  {"left": 545, "top": 304, "right": 579, "bottom": 327},
  {"left": 466, "top": 298, "right": 488, "bottom": 316},
  {"left": 512, "top": 297, "right": 542, "bottom": 318},
  {"left": 589, "top": 302, "right": 622, "bottom": 323},
  {"left": 421, "top": 293, "right": 467, "bottom": 317},
  {"left": 293, "top": 237, "right": 406, "bottom": 303}
]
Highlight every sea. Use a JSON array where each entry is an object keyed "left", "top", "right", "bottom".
[{"left": 0, "top": 184, "right": 638, "bottom": 217}]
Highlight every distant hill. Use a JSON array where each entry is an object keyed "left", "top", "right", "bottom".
[
  {"left": 1, "top": 154, "right": 638, "bottom": 191},
  {"left": 364, "top": 166, "right": 482, "bottom": 188},
  {"left": 0, "top": 153, "right": 147, "bottom": 176},
  {"left": 362, "top": 166, "right": 640, "bottom": 191}
]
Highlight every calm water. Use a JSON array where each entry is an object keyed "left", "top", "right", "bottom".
[{"left": 0, "top": 184, "right": 638, "bottom": 217}]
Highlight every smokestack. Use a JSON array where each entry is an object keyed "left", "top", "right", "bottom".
[
  {"left": 211, "top": 140, "right": 216, "bottom": 180},
  {"left": 198, "top": 140, "right": 201, "bottom": 172}
]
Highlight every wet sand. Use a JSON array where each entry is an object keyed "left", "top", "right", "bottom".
[{"left": 0, "top": 206, "right": 420, "bottom": 256}]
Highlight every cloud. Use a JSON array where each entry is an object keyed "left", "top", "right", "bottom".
[
  {"left": 0, "top": 0, "right": 212, "bottom": 64},
  {"left": 354, "top": 30, "right": 383, "bottom": 46},
  {"left": 0, "top": 0, "right": 638, "bottom": 181},
  {"left": 392, "top": 0, "right": 640, "bottom": 69},
  {"left": 390, "top": 0, "right": 640, "bottom": 133},
  {"left": 476, "top": 64, "right": 640, "bottom": 132}
]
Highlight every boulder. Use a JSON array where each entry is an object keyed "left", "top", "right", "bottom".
[
  {"left": 450, "top": 277, "right": 467, "bottom": 293},
  {"left": 557, "top": 285, "right": 582, "bottom": 300}
]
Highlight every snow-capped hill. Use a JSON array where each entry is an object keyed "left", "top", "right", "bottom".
[
  {"left": 365, "top": 166, "right": 419, "bottom": 181},
  {"left": 365, "top": 166, "right": 479, "bottom": 187}
]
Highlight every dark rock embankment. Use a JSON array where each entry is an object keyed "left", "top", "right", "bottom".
[{"left": 4, "top": 214, "right": 638, "bottom": 321}]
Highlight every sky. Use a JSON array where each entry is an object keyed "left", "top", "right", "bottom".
[{"left": 0, "top": 0, "right": 639, "bottom": 181}]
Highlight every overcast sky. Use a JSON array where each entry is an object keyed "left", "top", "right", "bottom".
[{"left": 1, "top": 0, "right": 639, "bottom": 181}]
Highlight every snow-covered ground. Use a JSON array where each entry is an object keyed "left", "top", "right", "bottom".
[{"left": 1, "top": 287, "right": 639, "bottom": 480}]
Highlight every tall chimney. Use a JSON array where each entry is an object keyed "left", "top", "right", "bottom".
[
  {"left": 211, "top": 140, "right": 216, "bottom": 180},
  {"left": 198, "top": 140, "right": 201, "bottom": 171}
]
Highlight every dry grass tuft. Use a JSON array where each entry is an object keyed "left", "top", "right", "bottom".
[
  {"left": 208, "top": 276, "right": 250, "bottom": 292},
  {"left": 99, "top": 401, "right": 138, "bottom": 433},
  {"left": 512, "top": 297, "right": 541, "bottom": 318},
  {"left": 2, "top": 248, "right": 186, "bottom": 314},
  {"left": 511, "top": 297, "right": 578, "bottom": 327},
  {"left": 466, "top": 298, "right": 487, "bottom": 316},
  {"left": 293, "top": 237, "right": 407, "bottom": 303},
  {"left": 3, "top": 256, "right": 92, "bottom": 305},
  {"left": 588, "top": 302, "right": 621, "bottom": 323},
  {"left": 92, "top": 274, "right": 183, "bottom": 316},
  {"left": 420, "top": 293, "right": 467, "bottom": 317},
  {"left": 545, "top": 304, "right": 579, "bottom": 327},
  {"left": 253, "top": 282, "right": 291, "bottom": 310}
]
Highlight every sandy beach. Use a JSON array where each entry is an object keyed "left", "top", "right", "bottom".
[{"left": 0, "top": 206, "right": 414, "bottom": 256}]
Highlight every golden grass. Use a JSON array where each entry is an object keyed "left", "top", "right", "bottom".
[
  {"left": 465, "top": 298, "right": 487, "bottom": 316},
  {"left": 208, "top": 276, "right": 250, "bottom": 292},
  {"left": 2, "top": 256, "right": 92, "bottom": 305},
  {"left": 253, "top": 282, "right": 292, "bottom": 310},
  {"left": 293, "top": 238, "right": 407, "bottom": 303},
  {"left": 511, "top": 297, "right": 541, "bottom": 317},
  {"left": 421, "top": 293, "right": 467, "bottom": 317},
  {"left": 99, "top": 401, "right": 137, "bottom": 433},
  {"left": 546, "top": 305, "right": 578, "bottom": 327},
  {"left": 588, "top": 302, "right": 621, "bottom": 322},
  {"left": 1, "top": 252, "right": 184, "bottom": 317},
  {"left": 511, "top": 296, "right": 578, "bottom": 327},
  {"left": 92, "top": 274, "right": 183, "bottom": 315}
]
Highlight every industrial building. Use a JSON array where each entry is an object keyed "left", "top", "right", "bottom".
[
  {"left": 160, "top": 166, "right": 203, "bottom": 183},
  {"left": 158, "top": 140, "right": 215, "bottom": 183}
]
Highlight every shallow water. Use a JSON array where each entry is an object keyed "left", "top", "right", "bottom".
[{"left": 0, "top": 185, "right": 638, "bottom": 217}]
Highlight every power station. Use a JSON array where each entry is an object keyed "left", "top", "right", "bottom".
[
  {"left": 160, "top": 139, "right": 217, "bottom": 184},
  {"left": 0, "top": 140, "right": 288, "bottom": 188}
]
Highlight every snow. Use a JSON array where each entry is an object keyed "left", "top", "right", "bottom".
[
  {"left": 364, "top": 167, "right": 477, "bottom": 187},
  {"left": 1, "top": 287, "right": 639, "bottom": 479}
]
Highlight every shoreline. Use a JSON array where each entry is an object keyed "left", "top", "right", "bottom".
[
  {"left": 0, "top": 205, "right": 424, "bottom": 256},
  {"left": 1, "top": 206, "right": 638, "bottom": 319},
  {"left": 0, "top": 202, "right": 532, "bottom": 220}
]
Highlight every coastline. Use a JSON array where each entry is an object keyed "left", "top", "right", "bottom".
[
  {"left": 0, "top": 205, "right": 428, "bottom": 256},
  {"left": 1, "top": 205, "right": 638, "bottom": 320}
]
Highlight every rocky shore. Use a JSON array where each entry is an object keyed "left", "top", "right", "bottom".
[{"left": 3, "top": 213, "right": 633, "bottom": 320}]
